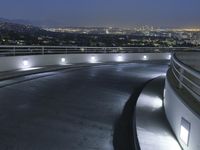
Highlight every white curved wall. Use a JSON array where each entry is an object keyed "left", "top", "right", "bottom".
[
  {"left": 164, "top": 78, "right": 200, "bottom": 150},
  {"left": 0, "top": 53, "right": 170, "bottom": 72}
]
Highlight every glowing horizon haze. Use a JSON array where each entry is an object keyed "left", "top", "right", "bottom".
[{"left": 0, "top": 0, "right": 200, "bottom": 28}]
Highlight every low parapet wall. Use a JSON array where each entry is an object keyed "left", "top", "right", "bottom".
[
  {"left": 164, "top": 52, "right": 200, "bottom": 150},
  {"left": 0, "top": 53, "right": 170, "bottom": 72},
  {"left": 164, "top": 77, "right": 200, "bottom": 150}
]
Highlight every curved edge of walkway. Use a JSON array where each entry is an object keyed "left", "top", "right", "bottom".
[
  {"left": 0, "top": 62, "right": 125, "bottom": 87},
  {"left": 0, "top": 60, "right": 169, "bottom": 88},
  {"left": 0, "top": 64, "right": 94, "bottom": 81},
  {"left": 0, "top": 64, "right": 93, "bottom": 88},
  {"left": 0, "top": 60, "right": 169, "bottom": 82},
  {"left": 133, "top": 76, "right": 182, "bottom": 150}
]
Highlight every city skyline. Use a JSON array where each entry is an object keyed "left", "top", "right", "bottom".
[{"left": 0, "top": 0, "right": 200, "bottom": 28}]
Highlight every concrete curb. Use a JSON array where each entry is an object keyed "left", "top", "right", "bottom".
[
  {"left": 0, "top": 60, "right": 169, "bottom": 82},
  {"left": 134, "top": 76, "right": 182, "bottom": 150}
]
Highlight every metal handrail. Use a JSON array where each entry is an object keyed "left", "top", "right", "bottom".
[
  {"left": 0, "top": 46, "right": 199, "bottom": 57},
  {"left": 171, "top": 53, "right": 200, "bottom": 102}
]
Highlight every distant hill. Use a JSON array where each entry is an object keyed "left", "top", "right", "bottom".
[
  {"left": 0, "top": 18, "right": 10, "bottom": 22},
  {"left": 0, "top": 18, "right": 34, "bottom": 26},
  {"left": 0, "top": 20, "right": 48, "bottom": 34},
  {"left": 0, "top": 18, "right": 60, "bottom": 28}
]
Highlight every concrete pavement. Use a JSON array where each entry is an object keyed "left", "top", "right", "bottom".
[
  {"left": 0, "top": 62, "right": 168, "bottom": 150},
  {"left": 135, "top": 76, "right": 182, "bottom": 150}
]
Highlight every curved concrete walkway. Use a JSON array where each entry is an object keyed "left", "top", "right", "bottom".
[
  {"left": 135, "top": 76, "right": 182, "bottom": 150},
  {"left": 0, "top": 62, "right": 167, "bottom": 150}
]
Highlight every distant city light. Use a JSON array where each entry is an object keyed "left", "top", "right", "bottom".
[{"left": 106, "top": 29, "right": 109, "bottom": 34}]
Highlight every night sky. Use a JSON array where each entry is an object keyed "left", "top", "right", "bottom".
[{"left": 0, "top": 0, "right": 200, "bottom": 28}]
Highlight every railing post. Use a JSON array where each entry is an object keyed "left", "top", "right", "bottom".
[
  {"left": 28, "top": 47, "right": 31, "bottom": 54},
  {"left": 42, "top": 47, "right": 44, "bottom": 55},
  {"left": 66, "top": 47, "right": 67, "bottom": 54},
  {"left": 13, "top": 46, "right": 16, "bottom": 56}
]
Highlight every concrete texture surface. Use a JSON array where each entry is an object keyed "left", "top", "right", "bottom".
[
  {"left": 0, "top": 62, "right": 167, "bottom": 150},
  {"left": 136, "top": 77, "right": 182, "bottom": 150}
]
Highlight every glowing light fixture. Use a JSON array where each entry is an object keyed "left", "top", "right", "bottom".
[
  {"left": 180, "top": 118, "right": 190, "bottom": 146},
  {"left": 116, "top": 55, "right": 123, "bottom": 62},
  {"left": 80, "top": 48, "right": 85, "bottom": 52},
  {"left": 143, "top": 55, "right": 148, "bottom": 60},
  {"left": 61, "top": 58, "right": 66, "bottom": 63},
  {"left": 23, "top": 59, "right": 29, "bottom": 66},
  {"left": 168, "top": 54, "right": 172, "bottom": 59},
  {"left": 152, "top": 97, "right": 163, "bottom": 109},
  {"left": 90, "top": 56, "right": 97, "bottom": 63}
]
